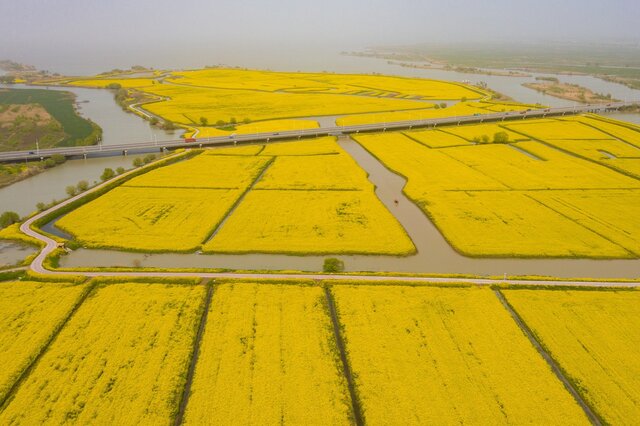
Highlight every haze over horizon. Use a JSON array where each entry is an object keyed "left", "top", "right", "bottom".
[{"left": 1, "top": 0, "right": 639, "bottom": 74}]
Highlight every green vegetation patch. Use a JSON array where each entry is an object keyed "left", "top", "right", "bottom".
[{"left": 0, "top": 88, "right": 100, "bottom": 148}]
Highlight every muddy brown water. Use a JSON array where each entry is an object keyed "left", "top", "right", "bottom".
[{"left": 59, "top": 137, "right": 640, "bottom": 279}]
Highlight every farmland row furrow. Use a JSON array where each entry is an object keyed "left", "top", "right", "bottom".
[
  {"left": 0, "top": 279, "right": 97, "bottom": 411},
  {"left": 492, "top": 289, "right": 602, "bottom": 425},
  {"left": 174, "top": 279, "right": 215, "bottom": 426},
  {"left": 323, "top": 286, "right": 364, "bottom": 426}
]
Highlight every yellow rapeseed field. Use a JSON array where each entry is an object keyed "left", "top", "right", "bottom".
[
  {"left": 0, "top": 281, "right": 87, "bottom": 403},
  {"left": 570, "top": 115, "right": 640, "bottom": 148},
  {"left": 529, "top": 190, "right": 640, "bottom": 256},
  {"left": 204, "top": 144, "right": 265, "bottom": 156},
  {"left": 254, "top": 154, "right": 370, "bottom": 190},
  {"left": 258, "top": 137, "right": 340, "bottom": 156},
  {"left": 183, "top": 283, "right": 352, "bottom": 425},
  {"left": 66, "top": 78, "right": 158, "bottom": 88},
  {"left": 187, "top": 119, "right": 319, "bottom": 138},
  {"left": 423, "top": 191, "right": 630, "bottom": 257},
  {"left": 332, "top": 285, "right": 588, "bottom": 424},
  {"left": 402, "top": 129, "right": 471, "bottom": 148},
  {"left": 503, "top": 289, "right": 640, "bottom": 424},
  {"left": 354, "top": 131, "right": 640, "bottom": 258},
  {"left": 167, "top": 68, "right": 486, "bottom": 99},
  {"left": 440, "top": 123, "right": 528, "bottom": 142},
  {"left": 124, "top": 154, "right": 271, "bottom": 189},
  {"left": 0, "top": 282, "right": 205, "bottom": 425},
  {"left": 56, "top": 187, "right": 243, "bottom": 251},
  {"left": 142, "top": 83, "right": 429, "bottom": 126},
  {"left": 336, "top": 101, "right": 530, "bottom": 126},
  {"left": 440, "top": 141, "right": 640, "bottom": 190},
  {"left": 505, "top": 119, "right": 613, "bottom": 140},
  {"left": 204, "top": 190, "right": 415, "bottom": 255}
]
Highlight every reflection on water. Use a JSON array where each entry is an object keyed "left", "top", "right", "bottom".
[{"left": 60, "top": 137, "right": 640, "bottom": 279}]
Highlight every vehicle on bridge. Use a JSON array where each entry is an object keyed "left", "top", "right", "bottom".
[{"left": 184, "top": 137, "right": 197, "bottom": 143}]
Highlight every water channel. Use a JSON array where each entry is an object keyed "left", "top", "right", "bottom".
[
  {"left": 58, "top": 136, "right": 640, "bottom": 278},
  {"left": 2, "top": 55, "right": 640, "bottom": 275}
]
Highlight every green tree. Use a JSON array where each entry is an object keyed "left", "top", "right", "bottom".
[
  {"left": 150, "top": 117, "right": 159, "bottom": 125},
  {"left": 116, "top": 167, "right": 125, "bottom": 175},
  {"left": 216, "top": 120, "right": 226, "bottom": 126},
  {"left": 77, "top": 180, "right": 89, "bottom": 192},
  {"left": 106, "top": 83, "right": 122, "bottom": 90},
  {"left": 143, "top": 154, "right": 156, "bottom": 164},
  {"left": 230, "top": 117, "right": 237, "bottom": 125},
  {"left": 100, "top": 168, "right": 115, "bottom": 181},
  {"left": 200, "top": 116, "right": 209, "bottom": 126},
  {"left": 481, "top": 134, "right": 490, "bottom": 144},
  {"left": 163, "top": 121, "right": 175, "bottom": 130},
  {"left": 461, "top": 97, "right": 468, "bottom": 102},
  {"left": 36, "top": 202, "right": 46, "bottom": 212},
  {"left": 43, "top": 158, "right": 56, "bottom": 168},
  {"left": 243, "top": 117, "right": 251, "bottom": 124},
  {"left": 0, "top": 211, "right": 20, "bottom": 229},
  {"left": 323, "top": 257, "right": 344, "bottom": 273},
  {"left": 439, "top": 102, "right": 447, "bottom": 109},
  {"left": 493, "top": 131, "right": 509, "bottom": 143},
  {"left": 133, "top": 157, "right": 144, "bottom": 167},
  {"left": 65, "top": 185, "right": 78, "bottom": 197}
]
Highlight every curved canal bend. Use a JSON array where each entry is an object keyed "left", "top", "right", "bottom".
[{"left": 57, "top": 136, "right": 640, "bottom": 279}]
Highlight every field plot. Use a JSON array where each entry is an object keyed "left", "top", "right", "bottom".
[
  {"left": 403, "top": 129, "right": 471, "bottom": 148},
  {"left": 503, "top": 289, "right": 640, "bottom": 424},
  {"left": 183, "top": 283, "right": 351, "bottom": 425},
  {"left": 506, "top": 119, "right": 614, "bottom": 141},
  {"left": 142, "top": 83, "right": 429, "bottom": 126},
  {"left": 440, "top": 122, "right": 527, "bottom": 142},
  {"left": 0, "top": 281, "right": 87, "bottom": 403},
  {"left": 123, "top": 154, "right": 271, "bottom": 189},
  {"left": 566, "top": 115, "right": 640, "bottom": 148},
  {"left": 66, "top": 78, "right": 158, "bottom": 88},
  {"left": 0, "top": 282, "right": 204, "bottom": 425},
  {"left": 336, "top": 101, "right": 529, "bottom": 126},
  {"left": 440, "top": 141, "right": 640, "bottom": 190},
  {"left": 355, "top": 127, "right": 640, "bottom": 258},
  {"left": 332, "top": 285, "right": 587, "bottom": 425},
  {"left": 529, "top": 190, "right": 640, "bottom": 256},
  {"left": 423, "top": 191, "right": 630, "bottom": 257},
  {"left": 57, "top": 186, "right": 242, "bottom": 252},
  {"left": 254, "top": 154, "right": 370, "bottom": 190},
  {"left": 204, "top": 189, "right": 415, "bottom": 255},
  {"left": 167, "top": 68, "right": 486, "bottom": 100},
  {"left": 258, "top": 137, "right": 340, "bottom": 156},
  {"left": 188, "top": 119, "right": 319, "bottom": 138}
]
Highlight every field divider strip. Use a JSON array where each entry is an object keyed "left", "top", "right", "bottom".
[
  {"left": 323, "top": 286, "right": 365, "bottom": 426},
  {"left": 0, "top": 279, "right": 98, "bottom": 411},
  {"left": 201, "top": 156, "right": 275, "bottom": 245},
  {"left": 492, "top": 289, "right": 602, "bottom": 425},
  {"left": 174, "top": 279, "right": 215, "bottom": 426}
]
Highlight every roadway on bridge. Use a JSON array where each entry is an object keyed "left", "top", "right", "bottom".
[{"left": 0, "top": 102, "right": 632, "bottom": 163}]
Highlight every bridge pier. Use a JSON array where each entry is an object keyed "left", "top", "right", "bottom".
[
  {"left": 83, "top": 153, "right": 87, "bottom": 159},
  {"left": 122, "top": 150, "right": 128, "bottom": 156}
]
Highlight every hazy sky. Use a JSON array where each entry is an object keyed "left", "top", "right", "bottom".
[{"left": 1, "top": 0, "right": 639, "bottom": 73}]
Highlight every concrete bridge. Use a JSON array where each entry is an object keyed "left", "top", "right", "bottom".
[{"left": 0, "top": 102, "right": 634, "bottom": 163}]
